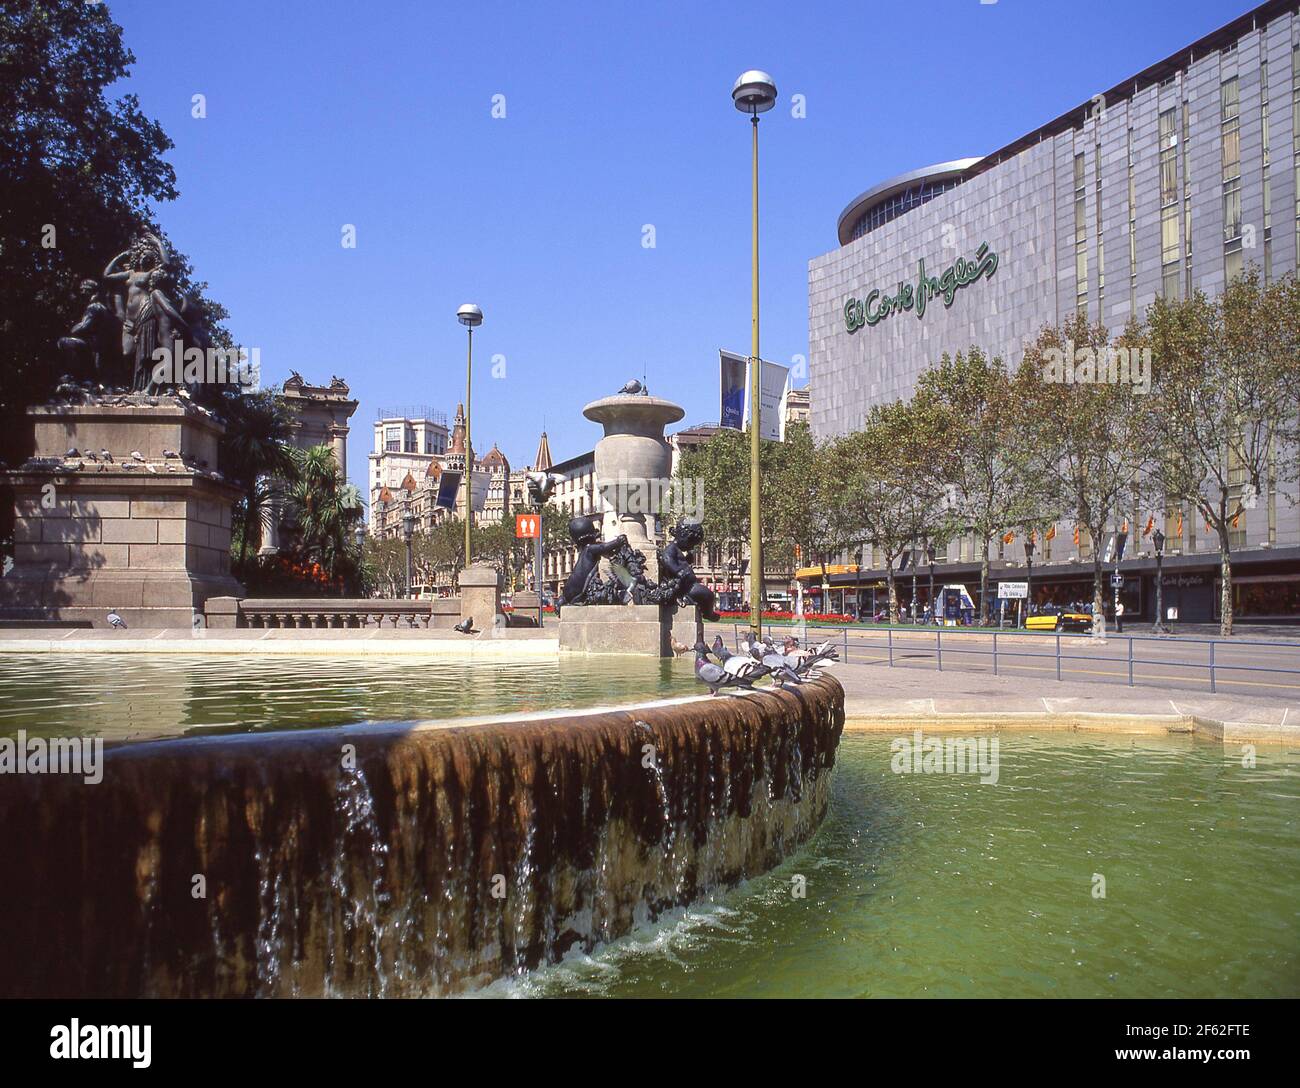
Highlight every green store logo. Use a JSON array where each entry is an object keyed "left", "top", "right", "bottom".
[{"left": 844, "top": 242, "right": 999, "bottom": 333}]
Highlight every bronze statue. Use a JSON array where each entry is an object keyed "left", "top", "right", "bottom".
[
  {"left": 559, "top": 515, "right": 633, "bottom": 609},
  {"left": 57, "top": 279, "right": 120, "bottom": 384},
  {"left": 656, "top": 519, "right": 720, "bottom": 621}
]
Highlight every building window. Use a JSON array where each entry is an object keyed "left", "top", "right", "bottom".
[
  {"left": 1127, "top": 127, "right": 1137, "bottom": 312},
  {"left": 1263, "top": 55, "right": 1273, "bottom": 281},
  {"left": 1074, "top": 152, "right": 1088, "bottom": 315},
  {"left": 1222, "top": 76, "right": 1243, "bottom": 282},
  {"left": 384, "top": 426, "right": 400, "bottom": 453},
  {"left": 1158, "top": 108, "right": 1181, "bottom": 299}
]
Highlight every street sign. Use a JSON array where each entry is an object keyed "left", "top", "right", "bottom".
[
  {"left": 997, "top": 581, "right": 1028, "bottom": 599},
  {"left": 515, "top": 513, "right": 540, "bottom": 539},
  {"left": 1111, "top": 572, "right": 1125, "bottom": 588}
]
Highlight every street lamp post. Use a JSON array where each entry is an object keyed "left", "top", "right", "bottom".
[
  {"left": 733, "top": 69, "right": 777, "bottom": 642},
  {"left": 1151, "top": 528, "right": 1166, "bottom": 634},
  {"left": 926, "top": 542, "right": 936, "bottom": 625},
  {"left": 402, "top": 510, "right": 415, "bottom": 599},
  {"left": 457, "top": 303, "right": 483, "bottom": 567},
  {"left": 910, "top": 545, "right": 918, "bottom": 625},
  {"left": 1024, "top": 536, "right": 1035, "bottom": 628}
]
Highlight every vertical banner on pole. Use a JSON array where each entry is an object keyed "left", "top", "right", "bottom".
[
  {"left": 719, "top": 349, "right": 747, "bottom": 430},
  {"left": 742, "top": 357, "right": 789, "bottom": 442}
]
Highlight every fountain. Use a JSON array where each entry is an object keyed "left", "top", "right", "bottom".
[{"left": 556, "top": 386, "right": 709, "bottom": 655}]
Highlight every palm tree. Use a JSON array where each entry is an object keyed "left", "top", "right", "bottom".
[
  {"left": 283, "top": 444, "right": 364, "bottom": 582},
  {"left": 218, "top": 389, "right": 299, "bottom": 568}
]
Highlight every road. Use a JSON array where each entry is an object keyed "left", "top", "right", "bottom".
[{"left": 704, "top": 621, "right": 1300, "bottom": 701}]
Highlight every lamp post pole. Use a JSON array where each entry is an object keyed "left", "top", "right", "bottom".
[
  {"left": 910, "top": 546, "right": 918, "bottom": 625},
  {"left": 1024, "top": 536, "right": 1035, "bottom": 628},
  {"left": 403, "top": 510, "right": 414, "bottom": 599},
  {"left": 733, "top": 70, "right": 777, "bottom": 642},
  {"left": 457, "top": 304, "right": 483, "bottom": 568},
  {"left": 1152, "top": 528, "right": 1166, "bottom": 634},
  {"left": 927, "top": 542, "right": 936, "bottom": 625}
]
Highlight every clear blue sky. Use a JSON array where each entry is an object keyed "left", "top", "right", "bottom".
[{"left": 108, "top": 0, "right": 1243, "bottom": 491}]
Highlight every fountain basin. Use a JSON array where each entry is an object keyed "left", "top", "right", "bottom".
[{"left": 0, "top": 677, "right": 844, "bottom": 996}]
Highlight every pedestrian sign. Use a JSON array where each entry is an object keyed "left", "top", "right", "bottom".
[
  {"left": 1111, "top": 572, "right": 1124, "bottom": 588},
  {"left": 516, "top": 514, "right": 540, "bottom": 539}
]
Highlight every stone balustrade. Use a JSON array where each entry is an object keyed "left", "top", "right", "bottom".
[{"left": 204, "top": 596, "right": 461, "bottom": 630}]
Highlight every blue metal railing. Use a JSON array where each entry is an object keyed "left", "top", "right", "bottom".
[{"left": 721, "top": 620, "right": 1300, "bottom": 694}]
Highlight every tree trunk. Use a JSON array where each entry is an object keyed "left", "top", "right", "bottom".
[
  {"left": 1091, "top": 550, "right": 1106, "bottom": 641},
  {"left": 885, "top": 563, "right": 896, "bottom": 625},
  {"left": 978, "top": 534, "right": 991, "bottom": 627},
  {"left": 1220, "top": 543, "right": 1234, "bottom": 638}
]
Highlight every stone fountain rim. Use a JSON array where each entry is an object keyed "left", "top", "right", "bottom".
[{"left": 582, "top": 393, "right": 685, "bottom": 428}]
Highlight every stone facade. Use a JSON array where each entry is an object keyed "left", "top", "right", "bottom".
[{"left": 809, "top": 1, "right": 1300, "bottom": 576}]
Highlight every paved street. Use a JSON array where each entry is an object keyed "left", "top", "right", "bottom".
[{"left": 705, "top": 620, "right": 1300, "bottom": 702}]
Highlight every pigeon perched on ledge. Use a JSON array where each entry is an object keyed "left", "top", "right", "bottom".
[
  {"left": 107, "top": 611, "right": 127, "bottom": 629},
  {"left": 694, "top": 642, "right": 757, "bottom": 695},
  {"left": 453, "top": 617, "right": 476, "bottom": 634},
  {"left": 618, "top": 379, "right": 645, "bottom": 395}
]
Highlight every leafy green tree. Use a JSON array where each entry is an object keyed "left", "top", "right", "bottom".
[
  {"left": 914, "top": 347, "right": 1053, "bottom": 624},
  {"left": 0, "top": 0, "right": 227, "bottom": 473},
  {"left": 219, "top": 388, "right": 299, "bottom": 571},
  {"left": 282, "top": 445, "right": 364, "bottom": 584},
  {"left": 1140, "top": 268, "right": 1300, "bottom": 635},
  {"left": 825, "top": 399, "right": 947, "bottom": 622},
  {"left": 1018, "top": 315, "right": 1152, "bottom": 637}
]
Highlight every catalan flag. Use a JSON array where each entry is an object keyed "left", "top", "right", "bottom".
[
  {"left": 1073, "top": 524, "right": 1080, "bottom": 546},
  {"left": 1143, "top": 515, "right": 1154, "bottom": 537},
  {"left": 1176, "top": 512, "right": 1183, "bottom": 537},
  {"left": 1046, "top": 524, "right": 1057, "bottom": 542},
  {"left": 1003, "top": 530, "right": 1015, "bottom": 544}
]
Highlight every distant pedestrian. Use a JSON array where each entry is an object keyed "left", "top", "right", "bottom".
[{"left": 1115, "top": 600, "right": 1125, "bottom": 632}]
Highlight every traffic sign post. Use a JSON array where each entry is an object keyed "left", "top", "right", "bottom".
[{"left": 516, "top": 512, "right": 544, "bottom": 622}]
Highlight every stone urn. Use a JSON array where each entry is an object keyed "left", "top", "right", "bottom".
[{"left": 582, "top": 393, "right": 685, "bottom": 573}]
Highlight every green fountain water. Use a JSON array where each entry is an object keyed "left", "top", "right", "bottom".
[
  {"left": 0, "top": 653, "right": 699, "bottom": 742},
  {"left": 489, "top": 732, "right": 1300, "bottom": 998}
]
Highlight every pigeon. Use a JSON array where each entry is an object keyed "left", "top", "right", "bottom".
[
  {"left": 107, "top": 611, "right": 127, "bottom": 629},
  {"left": 694, "top": 642, "right": 757, "bottom": 696},
  {"left": 709, "top": 634, "right": 769, "bottom": 681},
  {"left": 453, "top": 617, "right": 476, "bottom": 634},
  {"left": 85, "top": 451, "right": 98, "bottom": 463},
  {"left": 618, "top": 379, "right": 644, "bottom": 395},
  {"left": 523, "top": 470, "right": 564, "bottom": 505},
  {"left": 782, "top": 636, "right": 838, "bottom": 675},
  {"left": 65, "top": 447, "right": 79, "bottom": 459},
  {"left": 100, "top": 449, "right": 113, "bottom": 462},
  {"left": 162, "top": 449, "right": 179, "bottom": 459},
  {"left": 130, "top": 450, "right": 145, "bottom": 462}
]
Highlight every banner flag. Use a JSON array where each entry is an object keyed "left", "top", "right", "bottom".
[
  {"left": 435, "top": 470, "right": 461, "bottom": 511},
  {"left": 719, "top": 350, "right": 746, "bottom": 430}
]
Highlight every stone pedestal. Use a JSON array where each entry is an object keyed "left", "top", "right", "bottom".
[
  {"left": 0, "top": 397, "right": 243, "bottom": 628},
  {"left": 558, "top": 603, "right": 701, "bottom": 657},
  {"left": 459, "top": 563, "right": 503, "bottom": 632},
  {"left": 511, "top": 589, "right": 543, "bottom": 627}
]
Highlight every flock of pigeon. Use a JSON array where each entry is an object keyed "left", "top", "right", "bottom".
[{"left": 694, "top": 633, "right": 838, "bottom": 695}]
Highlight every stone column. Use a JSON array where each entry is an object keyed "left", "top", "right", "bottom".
[{"left": 458, "top": 563, "right": 502, "bottom": 633}]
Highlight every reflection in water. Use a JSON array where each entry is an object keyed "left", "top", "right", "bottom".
[
  {"left": 0, "top": 653, "right": 698, "bottom": 742},
  {"left": 487, "top": 732, "right": 1300, "bottom": 999}
]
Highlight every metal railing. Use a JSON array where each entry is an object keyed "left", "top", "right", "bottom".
[{"left": 720, "top": 621, "right": 1300, "bottom": 695}]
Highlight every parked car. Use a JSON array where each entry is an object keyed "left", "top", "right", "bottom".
[{"left": 1025, "top": 606, "right": 1092, "bottom": 633}]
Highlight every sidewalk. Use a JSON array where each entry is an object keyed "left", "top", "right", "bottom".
[{"left": 832, "top": 660, "right": 1299, "bottom": 744}]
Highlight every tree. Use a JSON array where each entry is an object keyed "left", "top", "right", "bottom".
[
  {"left": 1141, "top": 268, "right": 1300, "bottom": 635},
  {"left": 1018, "top": 315, "right": 1152, "bottom": 637},
  {"left": 282, "top": 445, "right": 364, "bottom": 583},
  {"left": 915, "top": 348, "right": 1052, "bottom": 624},
  {"left": 219, "top": 388, "right": 299, "bottom": 571},
  {"left": 0, "top": 0, "right": 227, "bottom": 474},
  {"left": 825, "top": 399, "right": 948, "bottom": 623}
]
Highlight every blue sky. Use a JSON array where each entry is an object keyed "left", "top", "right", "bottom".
[{"left": 108, "top": 0, "right": 1242, "bottom": 490}]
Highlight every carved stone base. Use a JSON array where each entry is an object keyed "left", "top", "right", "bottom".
[
  {"left": 0, "top": 398, "right": 242, "bottom": 628},
  {"left": 557, "top": 603, "right": 701, "bottom": 657}
]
